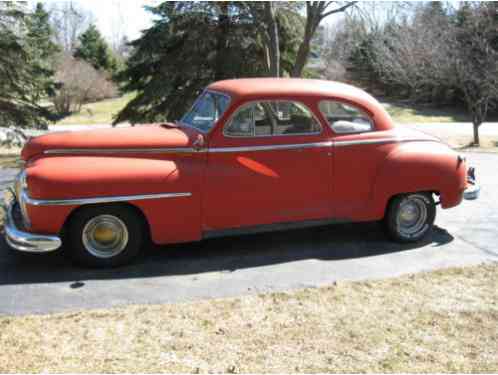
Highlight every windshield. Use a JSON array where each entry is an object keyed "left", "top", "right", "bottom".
[{"left": 180, "top": 91, "right": 231, "bottom": 133}]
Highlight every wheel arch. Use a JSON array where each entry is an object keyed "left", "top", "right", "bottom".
[
  {"left": 369, "top": 141, "right": 465, "bottom": 218},
  {"left": 60, "top": 202, "right": 152, "bottom": 243}
]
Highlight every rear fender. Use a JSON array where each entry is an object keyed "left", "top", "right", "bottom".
[{"left": 369, "top": 142, "right": 466, "bottom": 219}]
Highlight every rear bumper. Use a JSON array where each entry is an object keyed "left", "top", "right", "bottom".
[
  {"left": 463, "top": 184, "right": 480, "bottom": 200},
  {"left": 464, "top": 166, "right": 480, "bottom": 200},
  {"left": 3, "top": 200, "right": 61, "bottom": 253}
]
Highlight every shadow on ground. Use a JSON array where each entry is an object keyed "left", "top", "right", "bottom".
[{"left": 0, "top": 221, "right": 453, "bottom": 286}]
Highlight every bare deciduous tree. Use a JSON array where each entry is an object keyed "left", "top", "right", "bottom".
[
  {"left": 48, "top": 1, "right": 94, "bottom": 53},
  {"left": 249, "top": 1, "right": 355, "bottom": 77},
  {"left": 370, "top": 4, "right": 455, "bottom": 101},
  {"left": 451, "top": 4, "right": 498, "bottom": 145},
  {"left": 110, "top": 0, "right": 125, "bottom": 53},
  {"left": 247, "top": 2, "right": 282, "bottom": 77},
  {"left": 291, "top": 1, "right": 356, "bottom": 77}
]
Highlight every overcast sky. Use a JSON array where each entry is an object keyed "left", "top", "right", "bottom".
[
  {"left": 34, "top": 0, "right": 161, "bottom": 42},
  {"left": 31, "top": 1, "right": 422, "bottom": 44}
]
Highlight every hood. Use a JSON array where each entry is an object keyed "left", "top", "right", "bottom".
[{"left": 21, "top": 124, "right": 201, "bottom": 161}]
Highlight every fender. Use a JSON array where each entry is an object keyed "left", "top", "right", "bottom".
[
  {"left": 24, "top": 155, "right": 204, "bottom": 244},
  {"left": 369, "top": 141, "right": 467, "bottom": 219}
]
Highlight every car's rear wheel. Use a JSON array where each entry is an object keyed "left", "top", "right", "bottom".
[
  {"left": 385, "top": 192, "right": 436, "bottom": 242},
  {"left": 65, "top": 205, "right": 143, "bottom": 267}
]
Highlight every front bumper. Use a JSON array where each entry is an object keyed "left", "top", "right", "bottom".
[
  {"left": 463, "top": 167, "right": 480, "bottom": 200},
  {"left": 2, "top": 200, "right": 61, "bottom": 253}
]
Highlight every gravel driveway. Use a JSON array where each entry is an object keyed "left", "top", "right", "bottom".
[{"left": 0, "top": 152, "right": 496, "bottom": 316}]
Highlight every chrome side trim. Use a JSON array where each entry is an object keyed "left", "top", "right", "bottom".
[
  {"left": 334, "top": 137, "right": 438, "bottom": 147},
  {"left": 209, "top": 141, "right": 333, "bottom": 153},
  {"left": 209, "top": 138, "right": 436, "bottom": 153},
  {"left": 43, "top": 138, "right": 438, "bottom": 155},
  {"left": 3, "top": 201, "right": 61, "bottom": 253},
  {"left": 23, "top": 191, "right": 192, "bottom": 207},
  {"left": 44, "top": 147, "right": 201, "bottom": 155}
]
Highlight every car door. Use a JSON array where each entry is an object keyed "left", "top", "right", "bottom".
[
  {"left": 203, "top": 99, "right": 333, "bottom": 231},
  {"left": 318, "top": 99, "right": 387, "bottom": 220}
]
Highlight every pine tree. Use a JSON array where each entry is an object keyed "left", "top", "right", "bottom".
[
  {"left": 74, "top": 24, "right": 117, "bottom": 73},
  {"left": 114, "top": 1, "right": 301, "bottom": 124},
  {"left": 0, "top": 2, "right": 53, "bottom": 129},
  {"left": 26, "top": 2, "right": 59, "bottom": 102}
]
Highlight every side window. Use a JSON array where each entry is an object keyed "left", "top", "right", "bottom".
[
  {"left": 226, "top": 104, "right": 253, "bottom": 137},
  {"left": 225, "top": 101, "right": 321, "bottom": 137},
  {"left": 319, "top": 100, "right": 373, "bottom": 134},
  {"left": 254, "top": 103, "right": 272, "bottom": 136}
]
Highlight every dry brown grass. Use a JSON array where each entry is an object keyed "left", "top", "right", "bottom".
[
  {"left": 0, "top": 263, "right": 497, "bottom": 373},
  {"left": 445, "top": 135, "right": 498, "bottom": 153},
  {"left": 0, "top": 155, "right": 22, "bottom": 168}
]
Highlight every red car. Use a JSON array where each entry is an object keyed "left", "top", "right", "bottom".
[{"left": 4, "top": 78, "right": 479, "bottom": 267}]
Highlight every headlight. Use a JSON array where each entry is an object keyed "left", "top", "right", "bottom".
[{"left": 14, "top": 170, "right": 31, "bottom": 228}]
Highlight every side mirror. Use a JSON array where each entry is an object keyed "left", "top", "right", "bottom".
[
  {"left": 193, "top": 133, "right": 205, "bottom": 151},
  {"left": 331, "top": 120, "right": 372, "bottom": 134}
]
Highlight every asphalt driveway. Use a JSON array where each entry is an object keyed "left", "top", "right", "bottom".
[{"left": 0, "top": 152, "right": 496, "bottom": 316}]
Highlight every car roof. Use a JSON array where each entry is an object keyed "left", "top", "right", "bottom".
[
  {"left": 207, "top": 78, "right": 394, "bottom": 130},
  {"left": 208, "top": 78, "right": 370, "bottom": 100}
]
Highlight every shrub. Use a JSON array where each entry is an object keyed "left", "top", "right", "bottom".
[{"left": 51, "top": 53, "right": 117, "bottom": 115}]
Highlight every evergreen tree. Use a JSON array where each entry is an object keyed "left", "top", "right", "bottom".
[
  {"left": 26, "top": 2, "right": 59, "bottom": 102},
  {"left": 0, "top": 2, "right": 52, "bottom": 129},
  {"left": 115, "top": 2, "right": 260, "bottom": 124},
  {"left": 114, "top": 1, "right": 301, "bottom": 124},
  {"left": 74, "top": 24, "right": 117, "bottom": 73}
]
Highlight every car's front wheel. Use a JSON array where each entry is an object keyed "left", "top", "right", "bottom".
[
  {"left": 385, "top": 192, "right": 436, "bottom": 242},
  {"left": 65, "top": 204, "right": 143, "bottom": 267}
]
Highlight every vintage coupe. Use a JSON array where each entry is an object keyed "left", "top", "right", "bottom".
[{"left": 4, "top": 78, "right": 479, "bottom": 267}]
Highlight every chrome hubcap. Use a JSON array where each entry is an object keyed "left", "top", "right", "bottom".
[
  {"left": 82, "top": 215, "right": 129, "bottom": 258},
  {"left": 397, "top": 196, "right": 428, "bottom": 237}
]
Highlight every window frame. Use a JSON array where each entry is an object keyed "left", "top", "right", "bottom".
[
  {"left": 179, "top": 89, "right": 232, "bottom": 134},
  {"left": 223, "top": 99, "right": 323, "bottom": 138},
  {"left": 318, "top": 99, "right": 375, "bottom": 134}
]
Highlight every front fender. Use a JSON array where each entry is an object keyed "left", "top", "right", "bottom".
[
  {"left": 370, "top": 142, "right": 466, "bottom": 218},
  {"left": 24, "top": 156, "right": 203, "bottom": 244}
]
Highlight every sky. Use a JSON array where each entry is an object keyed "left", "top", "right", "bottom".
[
  {"left": 30, "top": 1, "right": 432, "bottom": 45},
  {"left": 34, "top": 0, "right": 161, "bottom": 42}
]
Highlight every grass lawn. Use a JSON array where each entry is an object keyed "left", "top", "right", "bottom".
[
  {"left": 51, "top": 92, "right": 491, "bottom": 127},
  {"left": 0, "top": 263, "right": 496, "bottom": 373},
  {"left": 384, "top": 101, "right": 472, "bottom": 123},
  {"left": 53, "top": 93, "right": 135, "bottom": 126}
]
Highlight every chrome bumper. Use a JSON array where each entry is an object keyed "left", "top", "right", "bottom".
[
  {"left": 2, "top": 200, "right": 61, "bottom": 253},
  {"left": 464, "top": 167, "right": 480, "bottom": 200},
  {"left": 464, "top": 184, "right": 480, "bottom": 200}
]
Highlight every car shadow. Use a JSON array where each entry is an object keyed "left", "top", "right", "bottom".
[{"left": 0, "top": 221, "right": 454, "bottom": 286}]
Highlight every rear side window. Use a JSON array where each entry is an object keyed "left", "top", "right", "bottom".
[
  {"left": 319, "top": 100, "right": 373, "bottom": 134},
  {"left": 225, "top": 101, "right": 321, "bottom": 137}
]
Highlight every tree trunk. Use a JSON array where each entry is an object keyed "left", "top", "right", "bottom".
[
  {"left": 291, "top": 33, "right": 312, "bottom": 77},
  {"left": 215, "top": 3, "right": 229, "bottom": 81},
  {"left": 264, "top": 2, "right": 279, "bottom": 77},
  {"left": 291, "top": 2, "right": 356, "bottom": 77},
  {"left": 291, "top": 15, "right": 318, "bottom": 77},
  {"left": 473, "top": 121, "right": 480, "bottom": 146}
]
